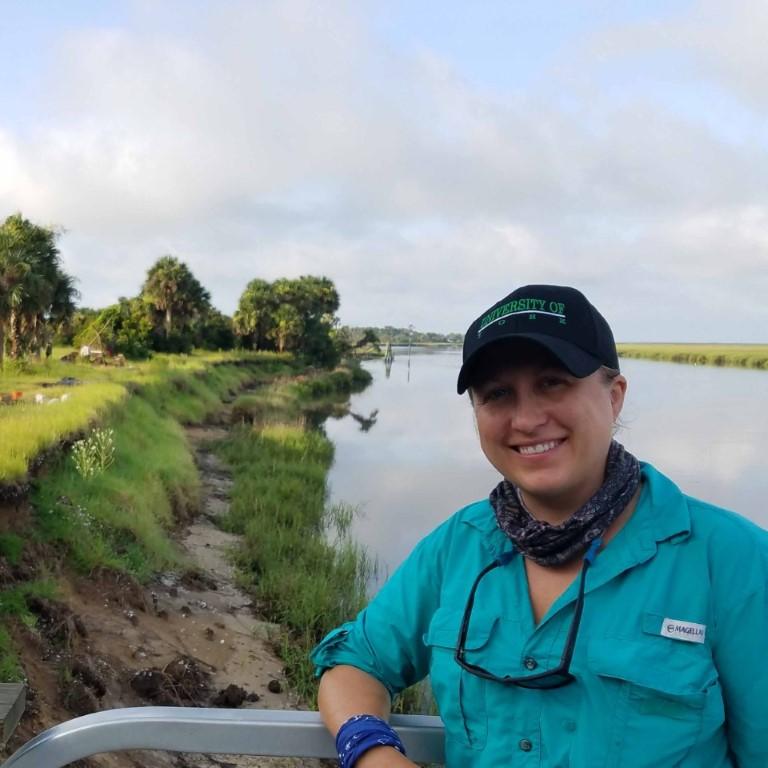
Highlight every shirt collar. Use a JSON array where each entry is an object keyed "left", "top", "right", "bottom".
[
  {"left": 638, "top": 462, "right": 691, "bottom": 544},
  {"left": 460, "top": 497, "right": 511, "bottom": 558},
  {"left": 460, "top": 461, "right": 691, "bottom": 557}
]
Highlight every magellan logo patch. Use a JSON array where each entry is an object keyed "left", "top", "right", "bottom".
[
  {"left": 478, "top": 298, "right": 566, "bottom": 336},
  {"left": 660, "top": 618, "right": 706, "bottom": 644}
]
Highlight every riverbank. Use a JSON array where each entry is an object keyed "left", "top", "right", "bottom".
[
  {"left": 617, "top": 343, "right": 768, "bottom": 370},
  {"left": 219, "top": 366, "right": 373, "bottom": 704},
  {"left": 0, "top": 354, "right": 372, "bottom": 764}
]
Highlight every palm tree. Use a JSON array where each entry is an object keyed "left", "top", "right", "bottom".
[
  {"left": 142, "top": 255, "right": 210, "bottom": 339},
  {"left": 40, "top": 270, "right": 79, "bottom": 357},
  {"left": 233, "top": 279, "right": 276, "bottom": 349},
  {"left": 0, "top": 232, "right": 30, "bottom": 368},
  {"left": 0, "top": 214, "right": 77, "bottom": 364}
]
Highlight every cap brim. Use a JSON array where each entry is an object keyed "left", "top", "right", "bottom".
[{"left": 456, "top": 333, "right": 603, "bottom": 394}]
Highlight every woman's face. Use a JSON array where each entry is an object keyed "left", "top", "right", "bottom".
[{"left": 471, "top": 352, "right": 626, "bottom": 519}]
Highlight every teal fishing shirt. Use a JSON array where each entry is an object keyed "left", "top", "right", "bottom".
[{"left": 311, "top": 464, "right": 768, "bottom": 767}]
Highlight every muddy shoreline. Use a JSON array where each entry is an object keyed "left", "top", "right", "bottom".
[{"left": 2, "top": 411, "right": 326, "bottom": 767}]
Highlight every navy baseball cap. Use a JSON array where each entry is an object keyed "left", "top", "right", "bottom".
[{"left": 457, "top": 284, "right": 619, "bottom": 394}]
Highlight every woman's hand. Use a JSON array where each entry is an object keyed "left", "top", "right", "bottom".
[{"left": 356, "top": 746, "right": 419, "bottom": 767}]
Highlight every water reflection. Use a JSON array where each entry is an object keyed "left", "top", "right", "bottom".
[
  {"left": 384, "top": 343, "right": 394, "bottom": 379},
  {"left": 326, "top": 351, "right": 768, "bottom": 585}
]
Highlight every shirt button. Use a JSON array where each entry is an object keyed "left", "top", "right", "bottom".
[
  {"left": 563, "top": 720, "right": 577, "bottom": 732},
  {"left": 519, "top": 739, "right": 533, "bottom": 752},
  {"left": 523, "top": 656, "right": 538, "bottom": 670}
]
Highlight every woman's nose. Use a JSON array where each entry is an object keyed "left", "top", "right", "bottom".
[{"left": 507, "top": 391, "right": 548, "bottom": 433}]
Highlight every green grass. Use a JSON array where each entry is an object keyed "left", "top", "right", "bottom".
[
  {"left": 290, "top": 365, "right": 373, "bottom": 400},
  {"left": 0, "top": 626, "right": 23, "bottom": 682},
  {"left": 218, "top": 364, "right": 374, "bottom": 703},
  {"left": 0, "top": 578, "right": 61, "bottom": 682},
  {"left": 0, "top": 581, "right": 57, "bottom": 622},
  {"left": 0, "top": 579, "right": 59, "bottom": 681},
  {"left": 0, "top": 382, "right": 127, "bottom": 482},
  {"left": 617, "top": 343, "right": 768, "bottom": 370},
  {"left": 29, "top": 357, "right": 289, "bottom": 579},
  {"left": 32, "top": 395, "right": 196, "bottom": 577},
  {"left": 0, "top": 350, "right": 292, "bottom": 484},
  {"left": 0, "top": 533, "right": 25, "bottom": 565}
]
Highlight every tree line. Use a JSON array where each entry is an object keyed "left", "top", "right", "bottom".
[
  {"left": 339, "top": 326, "right": 462, "bottom": 346},
  {"left": 0, "top": 213, "right": 344, "bottom": 368},
  {"left": 1, "top": 213, "right": 462, "bottom": 370}
]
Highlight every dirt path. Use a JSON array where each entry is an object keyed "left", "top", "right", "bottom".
[
  {"left": 3, "top": 419, "right": 326, "bottom": 768},
  {"left": 153, "top": 423, "right": 323, "bottom": 767}
]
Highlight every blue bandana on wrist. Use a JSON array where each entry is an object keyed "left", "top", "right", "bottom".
[{"left": 336, "top": 714, "right": 406, "bottom": 768}]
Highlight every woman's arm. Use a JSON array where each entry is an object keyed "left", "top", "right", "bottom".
[
  {"left": 318, "top": 665, "right": 391, "bottom": 730},
  {"left": 318, "top": 665, "right": 418, "bottom": 767}
]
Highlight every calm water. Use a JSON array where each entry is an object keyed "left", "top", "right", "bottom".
[{"left": 325, "top": 349, "right": 768, "bottom": 584}]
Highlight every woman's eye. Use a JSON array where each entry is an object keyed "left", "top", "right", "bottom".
[
  {"left": 482, "top": 387, "right": 510, "bottom": 403},
  {"left": 540, "top": 376, "right": 567, "bottom": 390}
]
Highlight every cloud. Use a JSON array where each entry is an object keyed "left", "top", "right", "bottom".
[
  {"left": 672, "top": 0, "right": 768, "bottom": 113},
  {"left": 1, "top": 0, "right": 767, "bottom": 337}
]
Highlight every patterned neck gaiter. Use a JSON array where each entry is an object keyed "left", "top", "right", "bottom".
[{"left": 489, "top": 440, "right": 641, "bottom": 566}]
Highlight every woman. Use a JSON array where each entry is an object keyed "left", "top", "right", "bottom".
[{"left": 312, "top": 284, "right": 768, "bottom": 768}]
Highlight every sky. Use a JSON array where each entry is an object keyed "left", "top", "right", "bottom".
[{"left": 1, "top": 0, "right": 767, "bottom": 341}]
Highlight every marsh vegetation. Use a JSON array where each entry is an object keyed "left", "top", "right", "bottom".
[
  {"left": 617, "top": 343, "right": 768, "bottom": 370},
  {"left": 0, "top": 351, "right": 377, "bottom": 723},
  {"left": 219, "top": 364, "right": 374, "bottom": 703}
]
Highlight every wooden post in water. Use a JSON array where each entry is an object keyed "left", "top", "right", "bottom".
[{"left": 407, "top": 324, "right": 413, "bottom": 382}]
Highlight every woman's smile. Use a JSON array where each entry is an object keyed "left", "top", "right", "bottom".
[{"left": 513, "top": 438, "right": 565, "bottom": 456}]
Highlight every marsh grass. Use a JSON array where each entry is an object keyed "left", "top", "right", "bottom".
[
  {"left": 218, "top": 364, "right": 374, "bottom": 703},
  {"left": 30, "top": 356, "right": 289, "bottom": 579},
  {"left": 27, "top": 356, "right": 292, "bottom": 581},
  {"left": 617, "top": 343, "right": 768, "bottom": 370},
  {"left": 33, "top": 395, "right": 196, "bottom": 577},
  {"left": 291, "top": 365, "right": 373, "bottom": 400},
  {"left": 1, "top": 356, "right": 371, "bottom": 701},
  {"left": 0, "top": 354, "right": 292, "bottom": 685}
]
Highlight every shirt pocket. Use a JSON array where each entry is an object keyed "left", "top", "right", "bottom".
[
  {"left": 423, "top": 607, "right": 494, "bottom": 750},
  {"left": 587, "top": 635, "right": 722, "bottom": 768}
]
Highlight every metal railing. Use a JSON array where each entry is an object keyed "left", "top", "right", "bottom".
[{"left": 1, "top": 707, "right": 445, "bottom": 767}]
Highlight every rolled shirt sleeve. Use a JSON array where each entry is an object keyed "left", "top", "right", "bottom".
[{"left": 311, "top": 517, "right": 452, "bottom": 696}]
